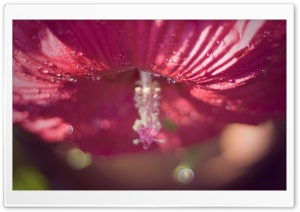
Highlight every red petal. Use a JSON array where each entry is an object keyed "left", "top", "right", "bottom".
[
  {"left": 14, "top": 20, "right": 286, "bottom": 87},
  {"left": 13, "top": 20, "right": 286, "bottom": 155}
]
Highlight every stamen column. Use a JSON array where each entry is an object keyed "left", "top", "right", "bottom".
[{"left": 133, "top": 71, "right": 162, "bottom": 149}]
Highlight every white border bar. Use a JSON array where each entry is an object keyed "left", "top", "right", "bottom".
[{"left": 4, "top": 4, "right": 293, "bottom": 20}]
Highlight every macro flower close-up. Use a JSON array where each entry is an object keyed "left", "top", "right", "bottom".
[{"left": 13, "top": 20, "right": 286, "bottom": 190}]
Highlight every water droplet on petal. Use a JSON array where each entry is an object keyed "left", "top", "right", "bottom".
[
  {"left": 261, "top": 68, "right": 267, "bottom": 76},
  {"left": 67, "top": 76, "right": 77, "bottom": 82},
  {"left": 40, "top": 69, "right": 49, "bottom": 74},
  {"left": 65, "top": 125, "right": 74, "bottom": 134},
  {"left": 150, "top": 73, "right": 161, "bottom": 78},
  {"left": 167, "top": 78, "right": 176, "bottom": 84},
  {"left": 264, "top": 30, "right": 271, "bottom": 35},
  {"left": 216, "top": 40, "right": 225, "bottom": 46},
  {"left": 92, "top": 76, "right": 101, "bottom": 81},
  {"left": 228, "top": 79, "right": 235, "bottom": 83}
]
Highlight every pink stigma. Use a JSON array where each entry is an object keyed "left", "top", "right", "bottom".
[{"left": 138, "top": 127, "right": 158, "bottom": 149}]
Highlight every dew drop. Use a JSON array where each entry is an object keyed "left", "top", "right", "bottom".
[
  {"left": 150, "top": 73, "right": 161, "bottom": 78},
  {"left": 206, "top": 53, "right": 213, "bottom": 58},
  {"left": 92, "top": 76, "right": 101, "bottom": 81},
  {"left": 165, "top": 58, "right": 169, "bottom": 62},
  {"left": 228, "top": 79, "right": 235, "bottom": 83},
  {"left": 167, "top": 77, "right": 176, "bottom": 84},
  {"left": 40, "top": 69, "right": 49, "bottom": 74},
  {"left": 264, "top": 30, "right": 271, "bottom": 35},
  {"left": 66, "top": 125, "right": 74, "bottom": 134},
  {"left": 50, "top": 78, "right": 55, "bottom": 83},
  {"left": 172, "top": 51, "right": 177, "bottom": 55},
  {"left": 216, "top": 40, "right": 225, "bottom": 46},
  {"left": 67, "top": 76, "right": 77, "bottom": 82}
]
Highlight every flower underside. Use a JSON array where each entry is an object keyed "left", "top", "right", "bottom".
[
  {"left": 12, "top": 20, "right": 286, "bottom": 155},
  {"left": 132, "top": 71, "right": 164, "bottom": 149}
]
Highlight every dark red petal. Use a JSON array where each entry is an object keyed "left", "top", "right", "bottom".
[
  {"left": 13, "top": 20, "right": 286, "bottom": 155},
  {"left": 14, "top": 20, "right": 286, "bottom": 88}
]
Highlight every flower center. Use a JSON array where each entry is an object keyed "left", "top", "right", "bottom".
[{"left": 132, "top": 71, "right": 163, "bottom": 149}]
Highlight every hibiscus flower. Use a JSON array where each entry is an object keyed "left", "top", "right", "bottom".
[{"left": 13, "top": 20, "right": 286, "bottom": 159}]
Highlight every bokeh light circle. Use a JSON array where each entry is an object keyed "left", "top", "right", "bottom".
[{"left": 178, "top": 168, "right": 194, "bottom": 184}]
